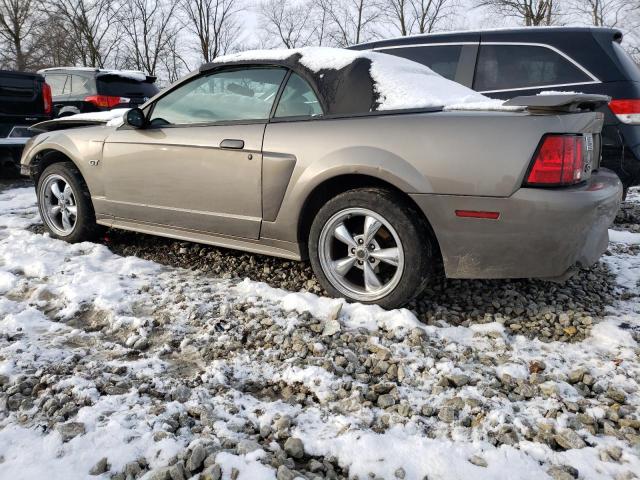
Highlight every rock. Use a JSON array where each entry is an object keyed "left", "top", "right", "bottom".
[
  {"left": 172, "top": 385, "right": 191, "bottom": 403},
  {"left": 377, "top": 394, "right": 396, "bottom": 408},
  {"left": 284, "top": 437, "right": 305, "bottom": 459},
  {"left": 274, "top": 415, "right": 291, "bottom": 431},
  {"left": 447, "top": 374, "right": 470, "bottom": 387},
  {"left": 547, "top": 465, "right": 579, "bottom": 480},
  {"left": 124, "top": 461, "right": 142, "bottom": 477},
  {"left": 567, "top": 368, "right": 587, "bottom": 384},
  {"left": 322, "top": 320, "right": 341, "bottom": 336},
  {"left": 169, "top": 463, "right": 186, "bottom": 480},
  {"left": 57, "top": 422, "right": 85, "bottom": 442},
  {"left": 142, "top": 467, "right": 171, "bottom": 480},
  {"left": 554, "top": 429, "right": 586, "bottom": 450},
  {"left": 89, "top": 457, "right": 109, "bottom": 475},
  {"left": 394, "top": 467, "right": 406, "bottom": 478},
  {"left": 438, "top": 406, "right": 456, "bottom": 423},
  {"left": 187, "top": 444, "right": 206, "bottom": 471},
  {"left": 200, "top": 465, "right": 222, "bottom": 480},
  {"left": 276, "top": 465, "right": 296, "bottom": 480},
  {"left": 469, "top": 455, "right": 488, "bottom": 467},
  {"left": 606, "top": 387, "right": 627, "bottom": 404},
  {"left": 236, "top": 439, "right": 261, "bottom": 455}
]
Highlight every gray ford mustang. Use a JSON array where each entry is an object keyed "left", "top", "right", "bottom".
[{"left": 21, "top": 47, "right": 622, "bottom": 308}]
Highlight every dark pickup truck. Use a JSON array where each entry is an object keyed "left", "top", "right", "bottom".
[{"left": 0, "top": 70, "right": 52, "bottom": 172}]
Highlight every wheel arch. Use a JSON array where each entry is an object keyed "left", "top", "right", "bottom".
[{"left": 297, "top": 173, "right": 442, "bottom": 263}]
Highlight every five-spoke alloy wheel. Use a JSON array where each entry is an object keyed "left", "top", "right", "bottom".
[
  {"left": 40, "top": 174, "right": 78, "bottom": 236},
  {"left": 318, "top": 208, "right": 405, "bottom": 302},
  {"left": 36, "top": 162, "right": 99, "bottom": 243},
  {"left": 309, "top": 188, "right": 434, "bottom": 308}
]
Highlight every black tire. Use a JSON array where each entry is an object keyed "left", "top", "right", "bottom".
[
  {"left": 308, "top": 188, "right": 435, "bottom": 309},
  {"left": 36, "top": 162, "right": 99, "bottom": 243}
]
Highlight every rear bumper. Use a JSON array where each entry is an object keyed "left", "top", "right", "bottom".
[{"left": 411, "top": 169, "right": 623, "bottom": 279}]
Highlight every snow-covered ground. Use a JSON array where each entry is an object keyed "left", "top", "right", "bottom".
[{"left": 0, "top": 182, "right": 639, "bottom": 480}]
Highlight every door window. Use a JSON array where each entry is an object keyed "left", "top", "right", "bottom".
[
  {"left": 274, "top": 73, "right": 322, "bottom": 118},
  {"left": 150, "top": 68, "right": 286, "bottom": 125},
  {"left": 379, "top": 45, "right": 463, "bottom": 80},
  {"left": 474, "top": 44, "right": 592, "bottom": 92},
  {"left": 45, "top": 74, "right": 67, "bottom": 96}
]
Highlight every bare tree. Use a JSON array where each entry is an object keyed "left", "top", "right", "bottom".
[
  {"left": 118, "top": 0, "right": 179, "bottom": 75},
  {"left": 385, "top": 0, "right": 457, "bottom": 35},
  {"left": 160, "top": 34, "right": 191, "bottom": 85},
  {"left": 0, "top": 0, "right": 43, "bottom": 70},
  {"left": 181, "top": 0, "right": 244, "bottom": 62},
  {"left": 55, "top": 0, "right": 119, "bottom": 67},
  {"left": 570, "top": 0, "right": 638, "bottom": 28},
  {"left": 476, "top": 0, "right": 560, "bottom": 26},
  {"left": 258, "top": 0, "right": 317, "bottom": 48},
  {"left": 318, "top": 0, "right": 383, "bottom": 47},
  {"left": 38, "top": 12, "right": 80, "bottom": 68}
]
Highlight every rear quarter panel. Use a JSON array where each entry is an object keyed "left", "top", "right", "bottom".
[{"left": 264, "top": 110, "right": 604, "bottom": 243}]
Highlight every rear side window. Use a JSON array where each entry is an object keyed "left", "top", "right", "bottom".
[
  {"left": 71, "top": 75, "right": 91, "bottom": 95},
  {"left": 45, "top": 74, "right": 67, "bottom": 96},
  {"left": 474, "top": 44, "right": 592, "bottom": 92},
  {"left": 97, "top": 76, "right": 159, "bottom": 98},
  {"left": 379, "top": 45, "right": 462, "bottom": 80},
  {"left": 275, "top": 73, "right": 322, "bottom": 118}
]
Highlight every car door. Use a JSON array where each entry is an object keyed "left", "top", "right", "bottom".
[{"left": 100, "top": 66, "right": 287, "bottom": 239}]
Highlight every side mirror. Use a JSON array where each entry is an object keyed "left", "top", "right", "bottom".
[{"left": 124, "top": 108, "right": 147, "bottom": 129}]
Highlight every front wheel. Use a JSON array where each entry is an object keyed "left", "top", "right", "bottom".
[
  {"left": 37, "top": 162, "right": 98, "bottom": 243},
  {"left": 309, "top": 188, "right": 435, "bottom": 309}
]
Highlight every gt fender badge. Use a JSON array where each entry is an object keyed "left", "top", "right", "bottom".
[{"left": 89, "top": 160, "right": 99, "bottom": 166}]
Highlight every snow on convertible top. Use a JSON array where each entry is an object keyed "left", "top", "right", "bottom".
[{"left": 213, "top": 46, "right": 510, "bottom": 112}]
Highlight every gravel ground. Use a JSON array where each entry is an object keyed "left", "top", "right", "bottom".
[{"left": 1, "top": 179, "right": 639, "bottom": 480}]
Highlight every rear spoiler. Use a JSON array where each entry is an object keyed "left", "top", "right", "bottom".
[{"left": 503, "top": 94, "right": 611, "bottom": 113}]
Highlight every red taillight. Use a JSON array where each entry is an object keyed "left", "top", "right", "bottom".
[
  {"left": 42, "top": 82, "right": 52, "bottom": 115},
  {"left": 84, "top": 95, "right": 128, "bottom": 108},
  {"left": 526, "top": 135, "right": 584, "bottom": 187},
  {"left": 609, "top": 99, "right": 640, "bottom": 124}
]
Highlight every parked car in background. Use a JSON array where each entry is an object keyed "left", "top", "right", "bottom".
[
  {"left": 21, "top": 48, "right": 622, "bottom": 308},
  {"left": 353, "top": 27, "right": 640, "bottom": 195},
  {"left": 38, "top": 67, "right": 159, "bottom": 118},
  {"left": 0, "top": 70, "right": 51, "bottom": 172}
]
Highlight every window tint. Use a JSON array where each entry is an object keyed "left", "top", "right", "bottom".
[
  {"left": 474, "top": 44, "right": 592, "bottom": 92},
  {"left": 45, "top": 74, "right": 67, "bottom": 96},
  {"left": 71, "top": 75, "right": 91, "bottom": 95},
  {"left": 97, "top": 76, "right": 158, "bottom": 97},
  {"left": 275, "top": 73, "right": 322, "bottom": 118},
  {"left": 150, "top": 68, "right": 286, "bottom": 125},
  {"left": 380, "top": 45, "right": 462, "bottom": 80}
]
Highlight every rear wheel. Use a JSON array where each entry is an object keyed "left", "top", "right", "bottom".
[
  {"left": 309, "top": 188, "right": 434, "bottom": 309},
  {"left": 37, "top": 162, "right": 98, "bottom": 243}
]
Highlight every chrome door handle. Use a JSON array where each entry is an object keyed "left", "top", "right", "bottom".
[{"left": 220, "top": 139, "right": 244, "bottom": 149}]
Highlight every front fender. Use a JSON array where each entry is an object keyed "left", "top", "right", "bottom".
[{"left": 21, "top": 127, "right": 110, "bottom": 197}]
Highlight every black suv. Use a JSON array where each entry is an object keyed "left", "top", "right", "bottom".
[
  {"left": 38, "top": 68, "right": 159, "bottom": 118},
  {"left": 353, "top": 27, "right": 640, "bottom": 193},
  {"left": 0, "top": 70, "right": 52, "bottom": 171}
]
